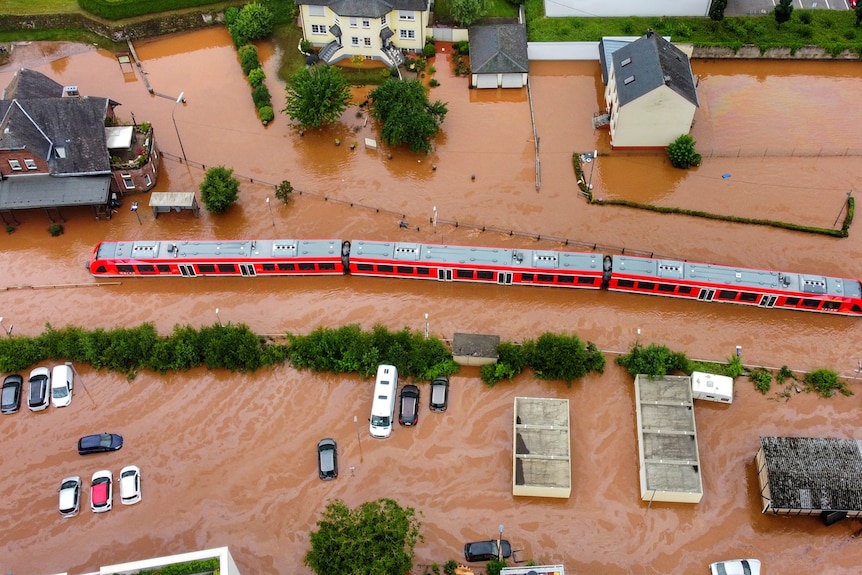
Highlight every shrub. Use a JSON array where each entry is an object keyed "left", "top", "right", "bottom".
[
  {"left": 749, "top": 368, "right": 772, "bottom": 394},
  {"left": 666, "top": 134, "right": 702, "bottom": 169},
  {"left": 429, "top": 79, "right": 439, "bottom": 87},
  {"left": 776, "top": 365, "right": 794, "bottom": 384},
  {"left": 444, "top": 560, "right": 459, "bottom": 575},
  {"left": 453, "top": 40, "right": 470, "bottom": 55},
  {"left": 252, "top": 83, "right": 272, "bottom": 108},
  {"left": 300, "top": 39, "right": 312, "bottom": 53},
  {"left": 48, "top": 223, "right": 64, "bottom": 236},
  {"left": 258, "top": 105, "right": 274, "bottom": 123},
  {"left": 229, "top": 2, "right": 275, "bottom": 47},
  {"left": 616, "top": 343, "right": 690, "bottom": 378},
  {"left": 247, "top": 67, "right": 266, "bottom": 88},
  {"left": 423, "top": 42, "right": 436, "bottom": 58},
  {"left": 238, "top": 44, "right": 260, "bottom": 76},
  {"left": 803, "top": 368, "right": 851, "bottom": 398},
  {"left": 224, "top": 6, "right": 240, "bottom": 26}
]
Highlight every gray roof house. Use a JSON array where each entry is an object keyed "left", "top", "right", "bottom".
[{"left": 469, "top": 23, "right": 529, "bottom": 89}]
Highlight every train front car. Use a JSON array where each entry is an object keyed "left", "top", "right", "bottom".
[
  {"left": 348, "top": 240, "right": 604, "bottom": 288},
  {"left": 608, "top": 254, "right": 862, "bottom": 317}
]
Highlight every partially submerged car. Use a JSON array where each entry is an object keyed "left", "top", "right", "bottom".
[
  {"left": 1, "top": 374, "right": 23, "bottom": 414},
  {"left": 27, "top": 367, "right": 50, "bottom": 412},
  {"left": 119, "top": 465, "right": 142, "bottom": 505},
  {"left": 709, "top": 559, "right": 761, "bottom": 575},
  {"left": 398, "top": 384, "right": 420, "bottom": 426},
  {"left": 50, "top": 364, "right": 74, "bottom": 408},
  {"left": 90, "top": 470, "right": 113, "bottom": 513},
  {"left": 78, "top": 433, "right": 124, "bottom": 455},
  {"left": 429, "top": 375, "right": 449, "bottom": 412},
  {"left": 58, "top": 476, "right": 82, "bottom": 518},
  {"left": 464, "top": 539, "right": 512, "bottom": 562},
  {"left": 317, "top": 438, "right": 338, "bottom": 480}
]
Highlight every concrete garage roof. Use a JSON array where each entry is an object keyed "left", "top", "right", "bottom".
[
  {"left": 634, "top": 374, "right": 703, "bottom": 503},
  {"left": 513, "top": 397, "right": 571, "bottom": 498}
]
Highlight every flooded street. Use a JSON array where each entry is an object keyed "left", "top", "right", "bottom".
[{"left": 1, "top": 29, "right": 862, "bottom": 574}]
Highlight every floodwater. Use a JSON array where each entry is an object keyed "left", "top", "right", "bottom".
[{"left": 1, "top": 29, "right": 862, "bottom": 574}]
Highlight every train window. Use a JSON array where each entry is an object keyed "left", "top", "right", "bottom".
[
  {"left": 278, "top": 263, "right": 296, "bottom": 271},
  {"left": 319, "top": 263, "right": 336, "bottom": 271},
  {"left": 397, "top": 266, "right": 414, "bottom": 274},
  {"left": 218, "top": 264, "right": 236, "bottom": 273},
  {"left": 853, "top": 304, "right": 862, "bottom": 312},
  {"left": 521, "top": 273, "right": 534, "bottom": 282},
  {"left": 677, "top": 286, "right": 692, "bottom": 294},
  {"left": 616, "top": 279, "right": 634, "bottom": 288},
  {"left": 298, "top": 263, "right": 315, "bottom": 271},
  {"left": 262, "top": 264, "right": 276, "bottom": 271},
  {"left": 476, "top": 270, "right": 494, "bottom": 280},
  {"left": 94, "top": 265, "right": 106, "bottom": 273},
  {"left": 416, "top": 267, "right": 430, "bottom": 275},
  {"left": 556, "top": 275, "right": 574, "bottom": 283},
  {"left": 785, "top": 297, "right": 799, "bottom": 306},
  {"left": 137, "top": 265, "right": 156, "bottom": 273},
  {"left": 657, "top": 283, "right": 675, "bottom": 292},
  {"left": 801, "top": 299, "right": 819, "bottom": 308},
  {"left": 538, "top": 274, "right": 555, "bottom": 282},
  {"left": 356, "top": 263, "right": 373, "bottom": 272},
  {"left": 577, "top": 276, "right": 595, "bottom": 285},
  {"left": 456, "top": 270, "right": 474, "bottom": 279},
  {"left": 739, "top": 292, "right": 758, "bottom": 302},
  {"left": 637, "top": 281, "right": 655, "bottom": 290},
  {"left": 157, "top": 264, "right": 171, "bottom": 273},
  {"left": 377, "top": 265, "right": 394, "bottom": 273},
  {"left": 718, "top": 290, "right": 738, "bottom": 300},
  {"left": 117, "top": 265, "right": 134, "bottom": 273},
  {"left": 198, "top": 264, "right": 216, "bottom": 273},
  {"left": 821, "top": 300, "right": 841, "bottom": 310}
]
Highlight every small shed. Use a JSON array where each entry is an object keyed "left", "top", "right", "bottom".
[
  {"left": 149, "top": 192, "right": 199, "bottom": 218},
  {"left": 468, "top": 24, "right": 529, "bottom": 89}
]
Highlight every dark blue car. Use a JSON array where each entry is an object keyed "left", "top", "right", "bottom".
[{"left": 77, "top": 433, "right": 123, "bottom": 455}]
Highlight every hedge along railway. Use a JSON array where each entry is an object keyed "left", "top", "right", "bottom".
[{"left": 88, "top": 238, "right": 862, "bottom": 317}]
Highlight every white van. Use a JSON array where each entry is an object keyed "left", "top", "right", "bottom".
[
  {"left": 50, "top": 364, "right": 74, "bottom": 408},
  {"left": 369, "top": 364, "right": 398, "bottom": 438}
]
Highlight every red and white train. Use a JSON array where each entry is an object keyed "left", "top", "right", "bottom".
[{"left": 88, "top": 238, "right": 862, "bottom": 317}]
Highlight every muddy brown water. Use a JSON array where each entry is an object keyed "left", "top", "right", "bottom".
[{"left": 1, "top": 30, "right": 862, "bottom": 574}]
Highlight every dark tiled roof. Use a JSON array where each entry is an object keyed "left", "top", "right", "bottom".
[
  {"left": 2, "top": 68, "right": 65, "bottom": 100},
  {"left": 468, "top": 24, "right": 529, "bottom": 75},
  {"left": 297, "top": 0, "right": 427, "bottom": 18},
  {"left": 612, "top": 31, "right": 698, "bottom": 108}
]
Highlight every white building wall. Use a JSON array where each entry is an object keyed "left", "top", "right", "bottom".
[
  {"left": 544, "top": 0, "right": 710, "bottom": 18},
  {"left": 612, "top": 86, "right": 696, "bottom": 148}
]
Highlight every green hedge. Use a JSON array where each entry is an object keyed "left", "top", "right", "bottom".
[{"left": 77, "top": 0, "right": 226, "bottom": 21}]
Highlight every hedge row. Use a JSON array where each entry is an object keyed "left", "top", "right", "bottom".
[{"left": 77, "top": 0, "right": 227, "bottom": 21}]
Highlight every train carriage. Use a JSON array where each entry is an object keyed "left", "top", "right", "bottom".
[
  {"left": 347, "top": 240, "right": 606, "bottom": 288},
  {"left": 88, "top": 239, "right": 349, "bottom": 277},
  {"left": 608, "top": 255, "right": 862, "bottom": 316}
]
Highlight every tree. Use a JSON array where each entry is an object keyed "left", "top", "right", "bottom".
[
  {"left": 283, "top": 65, "right": 352, "bottom": 130},
  {"left": 856, "top": 3, "right": 862, "bottom": 27},
  {"left": 708, "top": 0, "right": 727, "bottom": 21},
  {"left": 450, "top": 0, "right": 487, "bottom": 27},
  {"left": 199, "top": 166, "right": 240, "bottom": 213},
  {"left": 275, "top": 180, "right": 293, "bottom": 204},
  {"left": 238, "top": 44, "right": 260, "bottom": 75},
  {"left": 666, "top": 134, "right": 701, "bottom": 169},
  {"left": 774, "top": 0, "right": 793, "bottom": 27},
  {"left": 368, "top": 79, "right": 448, "bottom": 154},
  {"left": 229, "top": 2, "right": 274, "bottom": 46},
  {"left": 304, "top": 498, "right": 422, "bottom": 575}
]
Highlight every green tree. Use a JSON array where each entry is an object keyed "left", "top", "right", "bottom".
[
  {"left": 530, "top": 332, "right": 605, "bottom": 385},
  {"left": 666, "top": 134, "right": 701, "bottom": 169},
  {"left": 450, "top": 0, "right": 487, "bottom": 26},
  {"left": 708, "top": 0, "right": 727, "bottom": 21},
  {"left": 238, "top": 44, "right": 260, "bottom": 75},
  {"left": 283, "top": 65, "right": 352, "bottom": 129},
  {"left": 247, "top": 67, "right": 266, "bottom": 88},
  {"left": 275, "top": 180, "right": 293, "bottom": 204},
  {"left": 616, "top": 343, "right": 690, "bottom": 378},
  {"left": 856, "top": 3, "right": 862, "bottom": 27},
  {"left": 774, "top": 0, "right": 793, "bottom": 27},
  {"left": 368, "top": 79, "right": 448, "bottom": 154},
  {"left": 199, "top": 166, "right": 240, "bottom": 213},
  {"left": 304, "top": 498, "right": 422, "bottom": 575},
  {"left": 229, "top": 2, "right": 274, "bottom": 46}
]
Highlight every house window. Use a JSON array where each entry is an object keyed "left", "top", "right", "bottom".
[
  {"left": 308, "top": 5, "right": 325, "bottom": 16},
  {"left": 399, "top": 29, "right": 415, "bottom": 40},
  {"left": 24, "top": 158, "right": 37, "bottom": 170},
  {"left": 399, "top": 12, "right": 415, "bottom": 21},
  {"left": 144, "top": 174, "right": 152, "bottom": 187},
  {"left": 122, "top": 174, "right": 135, "bottom": 189},
  {"left": 362, "top": 19, "right": 371, "bottom": 28},
  {"left": 8, "top": 159, "right": 21, "bottom": 171},
  {"left": 311, "top": 24, "right": 327, "bottom": 35},
  {"left": 352, "top": 37, "right": 360, "bottom": 46},
  {"left": 364, "top": 37, "right": 372, "bottom": 47},
  {"left": 381, "top": 14, "right": 387, "bottom": 25},
  {"left": 349, "top": 17, "right": 358, "bottom": 28}
]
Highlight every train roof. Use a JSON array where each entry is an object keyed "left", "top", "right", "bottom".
[
  {"left": 349, "top": 240, "right": 603, "bottom": 272},
  {"left": 94, "top": 239, "right": 343, "bottom": 261},
  {"left": 613, "top": 255, "right": 862, "bottom": 298}
]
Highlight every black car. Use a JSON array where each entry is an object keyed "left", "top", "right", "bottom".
[
  {"left": 1, "top": 374, "right": 23, "bottom": 414},
  {"left": 77, "top": 433, "right": 124, "bottom": 455},
  {"left": 398, "top": 384, "right": 420, "bottom": 426},
  {"left": 464, "top": 539, "right": 512, "bottom": 562},
  {"left": 317, "top": 438, "right": 338, "bottom": 480},
  {"left": 429, "top": 375, "right": 449, "bottom": 412}
]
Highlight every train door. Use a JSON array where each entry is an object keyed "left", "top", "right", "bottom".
[
  {"left": 697, "top": 288, "right": 715, "bottom": 302},
  {"left": 437, "top": 269, "right": 452, "bottom": 281},
  {"left": 179, "top": 264, "right": 196, "bottom": 277},
  {"left": 239, "top": 264, "right": 256, "bottom": 277},
  {"left": 497, "top": 272, "right": 513, "bottom": 285},
  {"left": 758, "top": 295, "right": 777, "bottom": 308}
]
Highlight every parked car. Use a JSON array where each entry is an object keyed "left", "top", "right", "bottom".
[
  {"left": 58, "top": 476, "right": 82, "bottom": 518},
  {"left": 709, "top": 559, "right": 761, "bottom": 575},
  {"left": 27, "top": 366, "right": 50, "bottom": 411},
  {"left": 1, "top": 374, "right": 23, "bottom": 414},
  {"left": 50, "top": 364, "right": 74, "bottom": 408},
  {"left": 317, "top": 438, "right": 338, "bottom": 480},
  {"left": 429, "top": 375, "right": 449, "bottom": 412},
  {"left": 119, "top": 465, "right": 142, "bottom": 505},
  {"left": 398, "top": 384, "right": 420, "bottom": 426},
  {"left": 90, "top": 470, "right": 113, "bottom": 513},
  {"left": 78, "top": 433, "right": 124, "bottom": 455},
  {"left": 464, "top": 539, "right": 512, "bottom": 562}
]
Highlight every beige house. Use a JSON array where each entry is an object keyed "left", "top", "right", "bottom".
[
  {"left": 603, "top": 31, "right": 699, "bottom": 149},
  {"left": 296, "top": 0, "right": 430, "bottom": 67}
]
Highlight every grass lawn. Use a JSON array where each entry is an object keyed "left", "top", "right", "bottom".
[
  {"left": 0, "top": 0, "right": 80, "bottom": 15},
  {"left": 434, "top": 0, "right": 518, "bottom": 26}
]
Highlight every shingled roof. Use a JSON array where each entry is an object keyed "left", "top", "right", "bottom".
[
  {"left": 611, "top": 31, "right": 698, "bottom": 108},
  {"left": 468, "top": 24, "right": 529, "bottom": 75},
  {"left": 296, "top": 0, "right": 427, "bottom": 18}
]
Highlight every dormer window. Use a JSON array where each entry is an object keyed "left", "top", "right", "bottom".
[
  {"left": 55, "top": 146, "right": 67, "bottom": 159},
  {"left": 624, "top": 76, "right": 635, "bottom": 85},
  {"left": 8, "top": 159, "right": 22, "bottom": 171},
  {"left": 621, "top": 57, "right": 632, "bottom": 67},
  {"left": 24, "top": 158, "right": 37, "bottom": 170}
]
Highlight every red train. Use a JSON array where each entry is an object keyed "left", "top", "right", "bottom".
[{"left": 88, "top": 238, "right": 862, "bottom": 317}]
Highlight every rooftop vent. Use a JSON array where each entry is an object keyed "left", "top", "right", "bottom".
[{"left": 63, "top": 86, "right": 79, "bottom": 97}]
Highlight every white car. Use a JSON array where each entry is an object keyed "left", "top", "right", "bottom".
[
  {"left": 90, "top": 470, "right": 113, "bottom": 513},
  {"left": 58, "top": 476, "right": 81, "bottom": 518},
  {"left": 27, "top": 366, "right": 50, "bottom": 411},
  {"left": 119, "top": 465, "right": 141, "bottom": 505},
  {"left": 50, "top": 364, "right": 74, "bottom": 408},
  {"left": 709, "top": 559, "right": 761, "bottom": 575}
]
